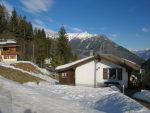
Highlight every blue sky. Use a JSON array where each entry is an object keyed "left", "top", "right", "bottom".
[{"left": 2, "top": 0, "right": 150, "bottom": 50}]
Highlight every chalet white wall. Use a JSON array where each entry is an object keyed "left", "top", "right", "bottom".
[
  {"left": 75, "top": 61, "right": 95, "bottom": 86},
  {"left": 96, "top": 59, "right": 128, "bottom": 87}
]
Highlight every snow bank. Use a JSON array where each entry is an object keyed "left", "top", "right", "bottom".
[
  {"left": 25, "top": 82, "right": 150, "bottom": 113},
  {"left": 0, "top": 61, "right": 57, "bottom": 84},
  {"left": 133, "top": 90, "right": 150, "bottom": 103}
]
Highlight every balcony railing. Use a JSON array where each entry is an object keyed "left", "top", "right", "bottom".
[{"left": 1, "top": 51, "right": 20, "bottom": 55}]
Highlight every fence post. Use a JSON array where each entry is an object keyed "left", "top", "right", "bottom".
[{"left": 122, "top": 84, "right": 125, "bottom": 94}]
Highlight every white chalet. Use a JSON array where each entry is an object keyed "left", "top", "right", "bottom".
[{"left": 55, "top": 54, "right": 140, "bottom": 88}]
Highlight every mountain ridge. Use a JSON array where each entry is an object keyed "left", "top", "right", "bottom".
[
  {"left": 46, "top": 32, "right": 97, "bottom": 40},
  {"left": 46, "top": 32, "right": 144, "bottom": 64},
  {"left": 131, "top": 49, "right": 150, "bottom": 60}
]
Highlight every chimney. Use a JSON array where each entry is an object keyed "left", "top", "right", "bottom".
[{"left": 89, "top": 49, "right": 94, "bottom": 56}]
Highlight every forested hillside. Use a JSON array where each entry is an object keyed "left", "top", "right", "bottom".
[{"left": 0, "top": 5, "right": 76, "bottom": 67}]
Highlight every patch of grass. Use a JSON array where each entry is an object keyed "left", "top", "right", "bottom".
[
  {"left": 11, "top": 63, "right": 43, "bottom": 74},
  {"left": 0, "top": 66, "right": 43, "bottom": 84}
]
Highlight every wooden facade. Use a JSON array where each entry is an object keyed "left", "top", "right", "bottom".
[
  {"left": 59, "top": 69, "right": 75, "bottom": 85},
  {"left": 0, "top": 43, "right": 20, "bottom": 61},
  {"left": 56, "top": 54, "right": 141, "bottom": 87}
]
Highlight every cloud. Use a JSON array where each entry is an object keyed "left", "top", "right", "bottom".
[
  {"left": 20, "top": 0, "right": 54, "bottom": 14},
  {"left": 141, "top": 27, "right": 149, "bottom": 32},
  {"left": 64, "top": 25, "right": 83, "bottom": 33},
  {"left": 3, "top": 1, "right": 13, "bottom": 14},
  {"left": 135, "top": 33, "right": 140, "bottom": 37},
  {"left": 34, "top": 19, "right": 45, "bottom": 26},
  {"left": 99, "top": 26, "right": 108, "bottom": 31},
  {"left": 127, "top": 48, "right": 138, "bottom": 52},
  {"left": 48, "top": 18, "right": 54, "bottom": 23},
  {"left": 71, "top": 27, "right": 82, "bottom": 33},
  {"left": 33, "top": 19, "right": 54, "bottom": 32},
  {"left": 109, "top": 33, "right": 118, "bottom": 40}
]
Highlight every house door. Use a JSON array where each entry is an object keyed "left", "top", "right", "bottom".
[{"left": 68, "top": 70, "right": 75, "bottom": 85}]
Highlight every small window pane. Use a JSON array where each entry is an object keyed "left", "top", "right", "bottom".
[{"left": 62, "top": 73, "right": 67, "bottom": 78}]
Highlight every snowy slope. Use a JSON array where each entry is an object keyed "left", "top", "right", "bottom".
[{"left": 0, "top": 61, "right": 57, "bottom": 84}]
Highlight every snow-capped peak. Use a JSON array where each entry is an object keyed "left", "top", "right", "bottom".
[
  {"left": 45, "top": 32, "right": 58, "bottom": 39},
  {"left": 145, "top": 48, "right": 150, "bottom": 51},
  {"left": 67, "top": 32, "right": 97, "bottom": 40},
  {"left": 46, "top": 31, "right": 97, "bottom": 40}
]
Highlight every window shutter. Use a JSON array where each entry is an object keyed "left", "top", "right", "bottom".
[{"left": 103, "top": 68, "right": 107, "bottom": 79}]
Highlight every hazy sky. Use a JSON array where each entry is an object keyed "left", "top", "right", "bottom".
[{"left": 2, "top": 0, "right": 150, "bottom": 50}]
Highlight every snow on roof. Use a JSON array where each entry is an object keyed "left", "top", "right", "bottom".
[
  {"left": 55, "top": 56, "right": 94, "bottom": 71},
  {"left": 56, "top": 54, "right": 140, "bottom": 71},
  {"left": 0, "top": 39, "right": 16, "bottom": 45},
  {"left": 121, "top": 58, "right": 137, "bottom": 65}
]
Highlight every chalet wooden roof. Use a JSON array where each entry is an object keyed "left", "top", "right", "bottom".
[
  {"left": 0, "top": 43, "right": 20, "bottom": 47},
  {"left": 0, "top": 39, "right": 19, "bottom": 47},
  {"left": 55, "top": 54, "right": 140, "bottom": 72}
]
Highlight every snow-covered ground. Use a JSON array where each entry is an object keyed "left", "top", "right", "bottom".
[
  {"left": 133, "top": 90, "right": 150, "bottom": 103},
  {"left": 0, "top": 74, "right": 149, "bottom": 113},
  {"left": 24, "top": 82, "right": 149, "bottom": 113},
  {"left": 0, "top": 76, "right": 101, "bottom": 113},
  {"left": 0, "top": 61, "right": 57, "bottom": 84},
  {"left": 0, "top": 61, "right": 149, "bottom": 113}
]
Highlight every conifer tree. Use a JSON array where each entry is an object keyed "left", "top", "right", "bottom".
[
  {"left": 57, "top": 26, "right": 73, "bottom": 64},
  {"left": 9, "top": 8, "right": 18, "bottom": 35},
  {"left": 0, "top": 5, "right": 8, "bottom": 33}
]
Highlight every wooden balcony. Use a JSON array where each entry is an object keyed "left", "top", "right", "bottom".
[{"left": 1, "top": 51, "right": 21, "bottom": 55}]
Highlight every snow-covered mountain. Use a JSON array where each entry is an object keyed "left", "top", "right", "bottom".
[
  {"left": 67, "top": 32, "right": 97, "bottom": 40},
  {"left": 46, "top": 31, "right": 144, "bottom": 64},
  {"left": 132, "top": 48, "right": 150, "bottom": 60},
  {"left": 46, "top": 32, "right": 97, "bottom": 40},
  {"left": 46, "top": 32, "right": 58, "bottom": 38}
]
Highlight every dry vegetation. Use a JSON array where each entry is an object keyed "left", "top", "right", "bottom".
[
  {"left": 0, "top": 66, "right": 43, "bottom": 84},
  {"left": 11, "top": 63, "right": 43, "bottom": 74},
  {"left": 50, "top": 74, "right": 59, "bottom": 80}
]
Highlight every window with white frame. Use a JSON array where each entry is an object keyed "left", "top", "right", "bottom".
[{"left": 62, "top": 72, "right": 67, "bottom": 78}]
